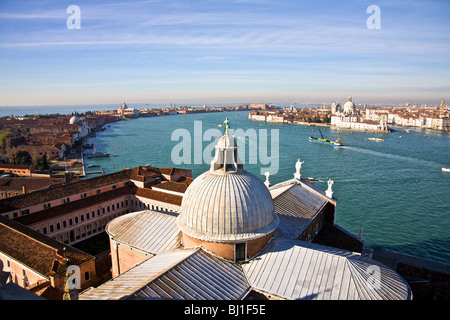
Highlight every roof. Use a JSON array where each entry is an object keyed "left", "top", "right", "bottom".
[
  {"left": 0, "top": 177, "right": 66, "bottom": 193},
  {"left": 0, "top": 169, "right": 132, "bottom": 214},
  {"left": 79, "top": 248, "right": 251, "bottom": 300},
  {"left": 270, "top": 180, "right": 330, "bottom": 239},
  {"left": 177, "top": 169, "right": 278, "bottom": 243},
  {"left": 15, "top": 186, "right": 135, "bottom": 226},
  {"left": 0, "top": 215, "right": 94, "bottom": 277},
  {"left": 242, "top": 238, "right": 412, "bottom": 300},
  {"left": 106, "top": 210, "right": 181, "bottom": 254}
]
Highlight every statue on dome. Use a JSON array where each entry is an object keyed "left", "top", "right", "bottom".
[{"left": 223, "top": 118, "right": 230, "bottom": 135}]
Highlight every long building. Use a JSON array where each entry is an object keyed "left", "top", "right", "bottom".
[{"left": 0, "top": 165, "right": 192, "bottom": 298}]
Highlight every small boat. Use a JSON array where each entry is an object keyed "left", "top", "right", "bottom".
[
  {"left": 305, "top": 177, "right": 317, "bottom": 182},
  {"left": 309, "top": 127, "right": 344, "bottom": 147},
  {"left": 368, "top": 137, "right": 384, "bottom": 142},
  {"left": 87, "top": 164, "right": 100, "bottom": 168},
  {"left": 442, "top": 168, "right": 450, "bottom": 173},
  {"left": 86, "top": 151, "right": 110, "bottom": 159}
]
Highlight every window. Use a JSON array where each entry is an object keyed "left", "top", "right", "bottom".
[
  {"left": 112, "top": 185, "right": 116, "bottom": 190},
  {"left": 56, "top": 223, "right": 60, "bottom": 230},
  {"left": 96, "top": 189, "right": 101, "bottom": 194},
  {"left": 44, "top": 203, "right": 51, "bottom": 209},
  {"left": 63, "top": 198, "right": 70, "bottom": 204},
  {"left": 69, "top": 218, "right": 73, "bottom": 226},
  {"left": 84, "top": 271, "right": 90, "bottom": 282},
  {"left": 43, "top": 227, "right": 47, "bottom": 234},
  {"left": 75, "top": 217, "right": 79, "bottom": 224},
  {"left": 49, "top": 225, "right": 54, "bottom": 233},
  {"left": 63, "top": 221, "right": 67, "bottom": 228},
  {"left": 21, "top": 209, "right": 29, "bottom": 216},
  {"left": 235, "top": 243, "right": 247, "bottom": 263},
  {"left": 81, "top": 193, "right": 87, "bottom": 199},
  {"left": 80, "top": 215, "right": 84, "bottom": 222}
]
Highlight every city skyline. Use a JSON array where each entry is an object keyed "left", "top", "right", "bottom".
[{"left": 0, "top": 0, "right": 449, "bottom": 107}]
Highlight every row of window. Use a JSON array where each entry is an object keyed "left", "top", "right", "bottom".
[
  {"left": 40, "top": 199, "right": 130, "bottom": 235},
  {"left": 8, "top": 184, "right": 120, "bottom": 218}
]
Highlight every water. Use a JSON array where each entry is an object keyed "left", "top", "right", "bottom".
[{"left": 85, "top": 111, "right": 450, "bottom": 263}]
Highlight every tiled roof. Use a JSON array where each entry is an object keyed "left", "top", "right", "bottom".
[
  {"left": 152, "top": 181, "right": 188, "bottom": 193},
  {"left": 15, "top": 186, "right": 135, "bottom": 226},
  {"left": 0, "top": 177, "right": 66, "bottom": 193},
  {"left": 0, "top": 169, "right": 132, "bottom": 214},
  {"left": 135, "top": 187, "right": 183, "bottom": 206},
  {"left": 0, "top": 215, "right": 94, "bottom": 277}
]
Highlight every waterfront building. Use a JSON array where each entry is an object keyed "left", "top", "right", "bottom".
[
  {"left": 331, "top": 96, "right": 389, "bottom": 132},
  {"left": 79, "top": 128, "right": 411, "bottom": 300}
]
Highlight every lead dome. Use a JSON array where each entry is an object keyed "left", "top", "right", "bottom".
[{"left": 176, "top": 128, "right": 278, "bottom": 261}]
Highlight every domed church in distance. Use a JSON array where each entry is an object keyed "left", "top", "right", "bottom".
[{"left": 79, "top": 121, "right": 412, "bottom": 300}]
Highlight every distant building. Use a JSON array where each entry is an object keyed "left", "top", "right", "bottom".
[{"left": 331, "top": 96, "right": 389, "bottom": 132}]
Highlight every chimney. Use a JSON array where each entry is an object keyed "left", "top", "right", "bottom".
[{"left": 22, "top": 185, "right": 27, "bottom": 194}]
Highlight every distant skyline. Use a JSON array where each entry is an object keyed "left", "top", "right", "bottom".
[{"left": 1, "top": 0, "right": 449, "bottom": 107}]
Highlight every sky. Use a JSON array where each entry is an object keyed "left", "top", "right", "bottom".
[{"left": 0, "top": 0, "right": 449, "bottom": 107}]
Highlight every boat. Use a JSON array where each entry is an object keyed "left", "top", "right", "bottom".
[
  {"left": 309, "top": 127, "right": 344, "bottom": 146},
  {"left": 368, "top": 137, "right": 384, "bottom": 142},
  {"left": 442, "top": 168, "right": 450, "bottom": 173},
  {"left": 305, "top": 177, "right": 317, "bottom": 182},
  {"left": 87, "top": 164, "right": 100, "bottom": 168},
  {"left": 86, "top": 151, "right": 110, "bottom": 159}
]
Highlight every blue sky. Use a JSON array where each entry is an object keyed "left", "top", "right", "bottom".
[{"left": 0, "top": 0, "right": 449, "bottom": 107}]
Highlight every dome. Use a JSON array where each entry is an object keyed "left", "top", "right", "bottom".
[
  {"left": 69, "top": 115, "right": 80, "bottom": 124},
  {"left": 343, "top": 96, "right": 356, "bottom": 115},
  {"left": 177, "top": 169, "right": 278, "bottom": 243},
  {"left": 177, "top": 132, "right": 278, "bottom": 244}
]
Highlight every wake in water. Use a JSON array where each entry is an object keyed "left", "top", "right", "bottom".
[{"left": 341, "top": 146, "right": 443, "bottom": 169}]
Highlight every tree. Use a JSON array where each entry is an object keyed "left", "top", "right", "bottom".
[
  {"left": 14, "top": 150, "right": 32, "bottom": 165},
  {"left": 34, "top": 154, "right": 49, "bottom": 171}
]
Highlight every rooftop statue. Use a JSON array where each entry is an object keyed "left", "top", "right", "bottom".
[{"left": 223, "top": 117, "right": 230, "bottom": 135}]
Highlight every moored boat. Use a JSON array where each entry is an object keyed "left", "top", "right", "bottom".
[
  {"left": 442, "top": 168, "right": 450, "bottom": 173},
  {"left": 86, "top": 151, "right": 110, "bottom": 159}
]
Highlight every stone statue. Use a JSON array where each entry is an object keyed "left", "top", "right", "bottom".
[
  {"left": 223, "top": 118, "right": 230, "bottom": 135},
  {"left": 294, "top": 159, "right": 304, "bottom": 180},
  {"left": 326, "top": 179, "right": 334, "bottom": 198},
  {"left": 264, "top": 171, "right": 271, "bottom": 188}
]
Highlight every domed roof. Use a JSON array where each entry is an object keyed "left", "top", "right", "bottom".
[
  {"left": 177, "top": 132, "right": 278, "bottom": 243},
  {"left": 69, "top": 115, "right": 80, "bottom": 124},
  {"left": 343, "top": 96, "right": 356, "bottom": 114}
]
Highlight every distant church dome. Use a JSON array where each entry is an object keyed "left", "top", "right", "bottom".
[
  {"left": 343, "top": 96, "right": 356, "bottom": 115},
  {"left": 69, "top": 114, "right": 81, "bottom": 124},
  {"left": 177, "top": 124, "right": 278, "bottom": 261}
]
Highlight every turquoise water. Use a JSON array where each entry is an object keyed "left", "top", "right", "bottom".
[{"left": 86, "top": 111, "right": 450, "bottom": 263}]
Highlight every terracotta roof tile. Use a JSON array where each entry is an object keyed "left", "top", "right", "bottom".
[{"left": 0, "top": 215, "right": 94, "bottom": 277}]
